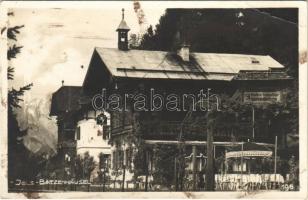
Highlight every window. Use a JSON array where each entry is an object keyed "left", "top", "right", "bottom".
[
  {"left": 251, "top": 57, "right": 260, "bottom": 64},
  {"left": 125, "top": 148, "right": 132, "bottom": 169},
  {"left": 112, "top": 150, "right": 124, "bottom": 170},
  {"left": 103, "top": 126, "right": 110, "bottom": 140},
  {"left": 76, "top": 126, "right": 80, "bottom": 140},
  {"left": 112, "top": 151, "right": 117, "bottom": 170},
  {"left": 112, "top": 111, "right": 121, "bottom": 128},
  {"left": 99, "top": 154, "right": 111, "bottom": 172},
  {"left": 118, "top": 150, "right": 124, "bottom": 168}
]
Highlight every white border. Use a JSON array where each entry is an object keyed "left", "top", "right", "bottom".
[{"left": 0, "top": 1, "right": 306, "bottom": 199}]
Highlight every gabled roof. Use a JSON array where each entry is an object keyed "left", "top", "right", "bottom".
[
  {"left": 93, "top": 47, "right": 286, "bottom": 81},
  {"left": 50, "top": 86, "right": 82, "bottom": 116},
  {"left": 116, "top": 20, "right": 130, "bottom": 31}
]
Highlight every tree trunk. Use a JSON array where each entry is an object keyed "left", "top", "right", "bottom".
[
  {"left": 122, "top": 166, "right": 126, "bottom": 192},
  {"left": 206, "top": 126, "right": 215, "bottom": 191},
  {"left": 145, "top": 150, "right": 149, "bottom": 191},
  {"left": 192, "top": 145, "right": 197, "bottom": 191},
  {"left": 174, "top": 157, "right": 178, "bottom": 191}
]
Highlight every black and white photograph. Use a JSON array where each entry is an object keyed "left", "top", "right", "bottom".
[{"left": 0, "top": 1, "right": 307, "bottom": 199}]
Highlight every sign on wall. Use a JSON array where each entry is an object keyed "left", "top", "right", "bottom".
[
  {"left": 243, "top": 91, "right": 282, "bottom": 104},
  {"left": 226, "top": 150, "right": 273, "bottom": 158}
]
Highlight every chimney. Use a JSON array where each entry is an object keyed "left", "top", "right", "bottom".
[{"left": 178, "top": 44, "right": 190, "bottom": 62}]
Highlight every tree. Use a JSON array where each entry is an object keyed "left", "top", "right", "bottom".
[
  {"left": 111, "top": 166, "right": 122, "bottom": 189},
  {"left": 152, "top": 144, "right": 178, "bottom": 189},
  {"left": 5, "top": 14, "right": 39, "bottom": 184},
  {"left": 74, "top": 154, "right": 83, "bottom": 179},
  {"left": 98, "top": 153, "right": 111, "bottom": 191},
  {"left": 75, "top": 152, "right": 96, "bottom": 180},
  {"left": 288, "top": 155, "right": 299, "bottom": 190},
  {"left": 7, "top": 23, "right": 33, "bottom": 145},
  {"left": 83, "top": 152, "right": 96, "bottom": 180}
]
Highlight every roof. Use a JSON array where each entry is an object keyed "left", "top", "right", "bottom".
[
  {"left": 50, "top": 86, "right": 82, "bottom": 116},
  {"left": 94, "top": 47, "right": 286, "bottom": 81},
  {"left": 116, "top": 20, "right": 130, "bottom": 31}
]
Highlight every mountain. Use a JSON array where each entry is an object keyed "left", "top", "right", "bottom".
[{"left": 16, "top": 93, "right": 57, "bottom": 157}]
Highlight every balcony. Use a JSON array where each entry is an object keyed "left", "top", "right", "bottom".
[
  {"left": 139, "top": 121, "right": 269, "bottom": 142},
  {"left": 111, "top": 124, "right": 133, "bottom": 136},
  {"left": 109, "top": 120, "right": 270, "bottom": 142}
]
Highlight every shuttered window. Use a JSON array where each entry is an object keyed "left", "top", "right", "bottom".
[
  {"left": 112, "top": 151, "right": 117, "bottom": 170},
  {"left": 76, "top": 126, "right": 80, "bottom": 140}
]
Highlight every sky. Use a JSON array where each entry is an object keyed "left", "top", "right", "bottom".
[
  {"left": 7, "top": 2, "right": 169, "bottom": 153},
  {"left": 9, "top": 2, "right": 167, "bottom": 98}
]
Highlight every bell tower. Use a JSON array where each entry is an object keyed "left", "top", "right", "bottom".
[{"left": 116, "top": 8, "right": 130, "bottom": 51}]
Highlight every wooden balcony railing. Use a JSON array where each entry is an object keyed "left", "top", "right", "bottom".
[
  {"left": 139, "top": 121, "right": 269, "bottom": 141},
  {"left": 111, "top": 124, "right": 133, "bottom": 136},
  {"left": 110, "top": 120, "right": 270, "bottom": 142}
]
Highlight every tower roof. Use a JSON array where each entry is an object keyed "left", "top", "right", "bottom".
[
  {"left": 116, "top": 8, "right": 130, "bottom": 31},
  {"left": 116, "top": 20, "right": 130, "bottom": 31}
]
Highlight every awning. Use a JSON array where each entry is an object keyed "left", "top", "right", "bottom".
[
  {"left": 226, "top": 150, "right": 272, "bottom": 158},
  {"left": 226, "top": 142, "right": 273, "bottom": 158}
]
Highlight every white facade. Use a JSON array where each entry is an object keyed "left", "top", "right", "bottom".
[
  {"left": 75, "top": 110, "right": 139, "bottom": 188},
  {"left": 75, "top": 110, "right": 111, "bottom": 162}
]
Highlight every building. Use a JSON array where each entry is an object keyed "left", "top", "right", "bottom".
[
  {"left": 50, "top": 86, "right": 81, "bottom": 178},
  {"left": 80, "top": 9, "right": 292, "bottom": 189},
  {"left": 50, "top": 86, "right": 112, "bottom": 180}
]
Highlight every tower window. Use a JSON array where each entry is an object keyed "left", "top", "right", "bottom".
[{"left": 76, "top": 126, "right": 80, "bottom": 140}]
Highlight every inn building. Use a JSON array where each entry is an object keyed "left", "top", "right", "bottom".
[
  {"left": 80, "top": 10, "right": 292, "bottom": 189},
  {"left": 50, "top": 9, "right": 292, "bottom": 188}
]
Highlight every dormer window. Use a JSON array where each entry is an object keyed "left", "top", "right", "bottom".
[{"left": 251, "top": 57, "right": 260, "bottom": 64}]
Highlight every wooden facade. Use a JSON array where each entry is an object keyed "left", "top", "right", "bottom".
[{"left": 81, "top": 44, "right": 292, "bottom": 185}]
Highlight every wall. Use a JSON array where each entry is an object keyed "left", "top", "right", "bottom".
[{"left": 76, "top": 110, "right": 111, "bottom": 162}]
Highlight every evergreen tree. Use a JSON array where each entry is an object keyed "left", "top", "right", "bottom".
[{"left": 5, "top": 13, "right": 41, "bottom": 184}]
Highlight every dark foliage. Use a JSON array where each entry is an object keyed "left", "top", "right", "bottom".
[
  {"left": 152, "top": 144, "right": 178, "bottom": 188},
  {"left": 7, "top": 44, "right": 23, "bottom": 60},
  {"left": 257, "top": 8, "right": 298, "bottom": 24},
  {"left": 7, "top": 66, "right": 14, "bottom": 80},
  {"left": 75, "top": 152, "right": 96, "bottom": 180},
  {"left": 5, "top": 15, "right": 37, "bottom": 183},
  {"left": 8, "top": 84, "right": 33, "bottom": 110},
  {"left": 7, "top": 25, "right": 24, "bottom": 41}
]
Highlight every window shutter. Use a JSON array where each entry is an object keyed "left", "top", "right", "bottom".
[{"left": 76, "top": 126, "right": 80, "bottom": 140}]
